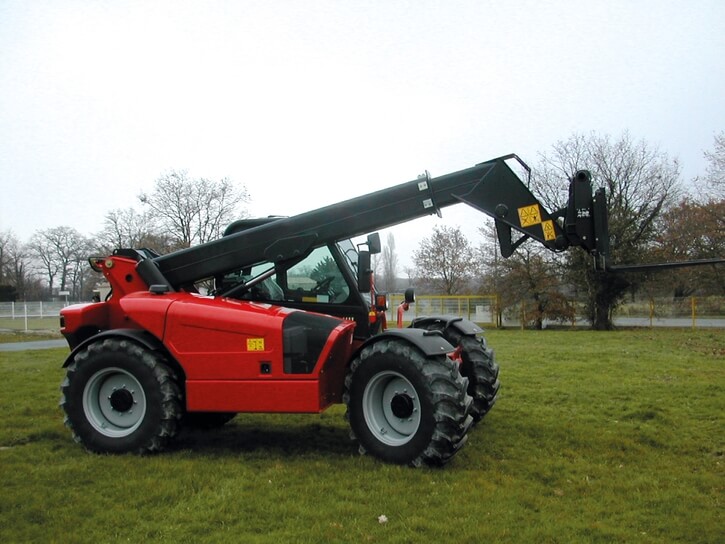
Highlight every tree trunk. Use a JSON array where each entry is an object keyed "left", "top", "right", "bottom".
[
  {"left": 534, "top": 300, "right": 544, "bottom": 330},
  {"left": 590, "top": 272, "right": 630, "bottom": 330},
  {"left": 592, "top": 299, "right": 614, "bottom": 330}
]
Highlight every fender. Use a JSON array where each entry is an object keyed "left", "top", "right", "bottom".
[
  {"left": 62, "top": 328, "right": 166, "bottom": 368},
  {"left": 355, "top": 327, "right": 455, "bottom": 359},
  {"left": 410, "top": 316, "right": 483, "bottom": 336}
]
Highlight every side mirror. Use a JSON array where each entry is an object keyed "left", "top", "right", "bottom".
[
  {"left": 404, "top": 287, "right": 415, "bottom": 304},
  {"left": 367, "top": 233, "right": 382, "bottom": 255},
  {"left": 357, "top": 250, "right": 372, "bottom": 292}
]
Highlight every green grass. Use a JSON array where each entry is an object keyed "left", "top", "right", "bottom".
[
  {"left": 0, "top": 330, "right": 62, "bottom": 343},
  {"left": 1, "top": 330, "right": 722, "bottom": 543}
]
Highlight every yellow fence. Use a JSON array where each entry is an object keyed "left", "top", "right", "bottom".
[
  {"left": 387, "top": 294, "right": 500, "bottom": 328},
  {"left": 2, "top": 296, "right": 722, "bottom": 332},
  {"left": 386, "top": 294, "right": 724, "bottom": 329},
  {"left": 614, "top": 296, "right": 724, "bottom": 329}
]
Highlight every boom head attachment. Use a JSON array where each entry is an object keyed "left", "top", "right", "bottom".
[
  {"left": 554, "top": 170, "right": 722, "bottom": 273},
  {"left": 563, "top": 170, "right": 610, "bottom": 271},
  {"left": 455, "top": 157, "right": 611, "bottom": 268}
]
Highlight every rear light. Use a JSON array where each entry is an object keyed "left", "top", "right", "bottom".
[
  {"left": 375, "top": 293, "right": 388, "bottom": 311},
  {"left": 89, "top": 257, "right": 105, "bottom": 273}
]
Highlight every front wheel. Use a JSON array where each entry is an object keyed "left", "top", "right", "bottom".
[
  {"left": 344, "top": 339, "right": 473, "bottom": 467},
  {"left": 60, "top": 338, "right": 182, "bottom": 454}
]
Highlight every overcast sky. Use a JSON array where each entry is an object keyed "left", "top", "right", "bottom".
[{"left": 1, "top": 0, "right": 723, "bottom": 268}]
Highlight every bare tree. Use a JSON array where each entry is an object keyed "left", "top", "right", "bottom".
[
  {"left": 98, "top": 208, "right": 174, "bottom": 254},
  {"left": 497, "top": 246, "right": 574, "bottom": 329},
  {"left": 1, "top": 232, "right": 34, "bottom": 300},
  {"left": 28, "top": 227, "right": 89, "bottom": 297},
  {"left": 534, "top": 132, "right": 681, "bottom": 329},
  {"left": 0, "top": 230, "right": 11, "bottom": 285},
  {"left": 139, "top": 170, "right": 250, "bottom": 249},
  {"left": 380, "top": 232, "right": 399, "bottom": 292},
  {"left": 702, "top": 131, "right": 725, "bottom": 199},
  {"left": 648, "top": 197, "right": 725, "bottom": 297},
  {"left": 413, "top": 225, "right": 474, "bottom": 295},
  {"left": 0, "top": 230, "right": 19, "bottom": 300},
  {"left": 475, "top": 221, "right": 499, "bottom": 293}
]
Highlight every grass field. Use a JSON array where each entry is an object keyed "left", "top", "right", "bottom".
[
  {"left": 0, "top": 329, "right": 722, "bottom": 543},
  {"left": 0, "top": 330, "right": 62, "bottom": 343}
]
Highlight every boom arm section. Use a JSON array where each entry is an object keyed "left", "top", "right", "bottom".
[{"left": 151, "top": 155, "right": 579, "bottom": 288}]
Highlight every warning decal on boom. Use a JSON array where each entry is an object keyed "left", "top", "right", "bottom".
[
  {"left": 518, "top": 204, "right": 542, "bottom": 227},
  {"left": 519, "top": 204, "right": 557, "bottom": 241},
  {"left": 542, "top": 220, "right": 556, "bottom": 241}
]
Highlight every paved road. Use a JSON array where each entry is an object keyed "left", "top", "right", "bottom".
[{"left": 0, "top": 339, "right": 68, "bottom": 352}]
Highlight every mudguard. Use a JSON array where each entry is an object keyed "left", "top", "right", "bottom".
[
  {"left": 410, "top": 316, "right": 483, "bottom": 336},
  {"left": 62, "top": 328, "right": 165, "bottom": 368},
  {"left": 356, "top": 327, "right": 455, "bottom": 358}
]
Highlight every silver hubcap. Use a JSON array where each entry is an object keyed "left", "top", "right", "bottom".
[
  {"left": 83, "top": 367, "right": 147, "bottom": 437},
  {"left": 362, "top": 370, "right": 421, "bottom": 446}
]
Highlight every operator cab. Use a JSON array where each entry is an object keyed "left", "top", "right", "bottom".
[
  {"left": 215, "top": 227, "right": 383, "bottom": 337},
  {"left": 217, "top": 244, "right": 350, "bottom": 304}
]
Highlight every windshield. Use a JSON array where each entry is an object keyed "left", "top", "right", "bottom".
[{"left": 219, "top": 244, "right": 352, "bottom": 304}]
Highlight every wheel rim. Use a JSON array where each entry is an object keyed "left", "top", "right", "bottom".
[
  {"left": 82, "top": 367, "right": 147, "bottom": 437},
  {"left": 362, "top": 370, "right": 421, "bottom": 446}
]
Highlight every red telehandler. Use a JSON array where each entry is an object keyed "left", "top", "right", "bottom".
[{"left": 58, "top": 155, "right": 723, "bottom": 466}]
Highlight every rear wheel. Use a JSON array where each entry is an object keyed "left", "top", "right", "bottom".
[
  {"left": 415, "top": 323, "right": 500, "bottom": 422},
  {"left": 344, "top": 339, "right": 473, "bottom": 466},
  {"left": 60, "top": 338, "right": 182, "bottom": 454},
  {"left": 451, "top": 332, "right": 500, "bottom": 422}
]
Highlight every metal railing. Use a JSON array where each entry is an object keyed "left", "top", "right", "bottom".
[
  {"left": 612, "top": 296, "right": 724, "bottom": 329},
  {"left": 387, "top": 294, "right": 500, "bottom": 328},
  {"left": 386, "top": 294, "right": 723, "bottom": 329},
  {"left": 1, "top": 295, "right": 722, "bottom": 332},
  {"left": 0, "top": 302, "right": 66, "bottom": 332}
]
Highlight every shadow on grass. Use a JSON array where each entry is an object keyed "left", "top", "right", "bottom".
[
  {"left": 171, "top": 418, "right": 357, "bottom": 460},
  {"left": 2, "top": 427, "right": 68, "bottom": 449}
]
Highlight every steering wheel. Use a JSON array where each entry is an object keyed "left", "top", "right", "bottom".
[{"left": 311, "top": 275, "right": 334, "bottom": 294}]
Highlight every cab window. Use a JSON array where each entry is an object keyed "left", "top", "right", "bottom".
[
  {"left": 220, "top": 245, "right": 350, "bottom": 304},
  {"left": 286, "top": 246, "right": 349, "bottom": 303}
]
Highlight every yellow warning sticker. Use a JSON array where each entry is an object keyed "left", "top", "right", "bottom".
[
  {"left": 542, "top": 220, "right": 556, "bottom": 241},
  {"left": 246, "top": 338, "right": 265, "bottom": 351},
  {"left": 518, "top": 204, "right": 542, "bottom": 227}
]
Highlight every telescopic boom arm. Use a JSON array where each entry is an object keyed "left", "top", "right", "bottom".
[
  {"left": 149, "top": 155, "right": 575, "bottom": 288},
  {"left": 137, "top": 154, "right": 721, "bottom": 290}
]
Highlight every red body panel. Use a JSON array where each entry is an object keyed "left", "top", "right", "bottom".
[
  {"left": 61, "top": 301, "right": 109, "bottom": 333},
  {"left": 119, "top": 293, "right": 175, "bottom": 338},
  {"left": 163, "top": 296, "right": 291, "bottom": 380},
  {"left": 163, "top": 294, "right": 355, "bottom": 412},
  {"left": 186, "top": 380, "right": 322, "bottom": 413},
  {"left": 61, "top": 261, "right": 357, "bottom": 414}
]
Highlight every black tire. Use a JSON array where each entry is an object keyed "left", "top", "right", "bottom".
[
  {"left": 60, "top": 338, "right": 182, "bottom": 454},
  {"left": 455, "top": 333, "right": 500, "bottom": 422},
  {"left": 416, "top": 324, "right": 500, "bottom": 423},
  {"left": 343, "top": 339, "right": 473, "bottom": 467},
  {"left": 182, "top": 412, "right": 236, "bottom": 430}
]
